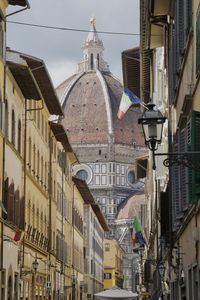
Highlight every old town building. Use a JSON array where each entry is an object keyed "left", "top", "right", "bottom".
[{"left": 127, "top": 0, "right": 200, "bottom": 299}]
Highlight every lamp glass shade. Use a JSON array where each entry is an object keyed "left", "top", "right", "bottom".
[
  {"left": 138, "top": 103, "right": 166, "bottom": 151},
  {"left": 158, "top": 264, "right": 165, "bottom": 278},
  {"left": 32, "top": 259, "right": 39, "bottom": 271}
]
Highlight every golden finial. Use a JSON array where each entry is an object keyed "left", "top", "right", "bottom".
[{"left": 90, "top": 17, "right": 96, "bottom": 26}]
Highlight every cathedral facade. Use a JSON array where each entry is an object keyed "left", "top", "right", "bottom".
[{"left": 56, "top": 19, "right": 146, "bottom": 238}]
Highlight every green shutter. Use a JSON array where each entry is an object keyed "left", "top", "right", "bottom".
[
  {"left": 188, "top": 111, "right": 200, "bottom": 203},
  {"left": 196, "top": 10, "right": 200, "bottom": 74}
]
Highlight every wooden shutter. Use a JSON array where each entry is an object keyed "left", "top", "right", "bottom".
[
  {"left": 3, "top": 178, "right": 9, "bottom": 219},
  {"left": 189, "top": 112, "right": 200, "bottom": 203},
  {"left": 19, "top": 196, "right": 25, "bottom": 229},
  {"left": 8, "top": 182, "right": 14, "bottom": 223},
  {"left": 196, "top": 9, "right": 200, "bottom": 74},
  {"left": 171, "top": 143, "right": 181, "bottom": 228},
  {"left": 179, "top": 128, "right": 189, "bottom": 211},
  {"left": 160, "top": 190, "right": 170, "bottom": 242},
  {"left": 14, "top": 190, "right": 20, "bottom": 227}
]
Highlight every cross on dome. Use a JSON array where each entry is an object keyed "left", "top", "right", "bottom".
[{"left": 78, "top": 18, "right": 110, "bottom": 72}]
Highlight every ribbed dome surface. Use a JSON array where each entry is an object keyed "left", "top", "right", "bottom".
[
  {"left": 56, "top": 21, "right": 144, "bottom": 147},
  {"left": 57, "top": 70, "right": 144, "bottom": 146}
]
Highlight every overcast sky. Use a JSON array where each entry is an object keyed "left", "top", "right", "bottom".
[{"left": 7, "top": 0, "right": 139, "bottom": 87}]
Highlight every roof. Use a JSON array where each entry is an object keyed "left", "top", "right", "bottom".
[
  {"left": 72, "top": 176, "right": 109, "bottom": 231},
  {"left": 58, "top": 71, "right": 144, "bottom": 146},
  {"left": 49, "top": 122, "right": 73, "bottom": 152},
  {"left": 7, "top": 49, "right": 63, "bottom": 116},
  {"left": 8, "top": 0, "right": 28, "bottom": 6}
]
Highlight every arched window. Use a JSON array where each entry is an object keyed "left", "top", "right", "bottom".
[
  {"left": 36, "top": 207, "right": 39, "bottom": 228},
  {"left": 90, "top": 53, "right": 94, "bottom": 69},
  {"left": 41, "top": 211, "right": 43, "bottom": 233},
  {"left": 27, "top": 200, "right": 31, "bottom": 224},
  {"left": 11, "top": 109, "right": 15, "bottom": 146},
  {"left": 44, "top": 215, "right": 47, "bottom": 236},
  {"left": 14, "top": 189, "right": 20, "bottom": 226},
  {"left": 97, "top": 54, "right": 100, "bottom": 69},
  {"left": 18, "top": 120, "right": 21, "bottom": 154},
  {"left": 8, "top": 181, "right": 14, "bottom": 223},
  {"left": 32, "top": 204, "right": 35, "bottom": 227}
]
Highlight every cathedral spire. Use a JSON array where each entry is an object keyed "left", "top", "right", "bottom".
[{"left": 78, "top": 18, "right": 110, "bottom": 73}]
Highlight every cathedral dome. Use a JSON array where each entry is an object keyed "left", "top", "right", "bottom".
[{"left": 56, "top": 19, "right": 144, "bottom": 147}]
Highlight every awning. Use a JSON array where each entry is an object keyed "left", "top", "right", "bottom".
[
  {"left": 8, "top": 0, "right": 28, "bottom": 6},
  {"left": 49, "top": 122, "right": 73, "bottom": 153},
  {"left": 7, "top": 49, "right": 63, "bottom": 116},
  {"left": 94, "top": 286, "right": 138, "bottom": 299}
]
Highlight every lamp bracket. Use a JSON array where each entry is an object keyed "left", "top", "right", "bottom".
[{"left": 154, "top": 152, "right": 200, "bottom": 171}]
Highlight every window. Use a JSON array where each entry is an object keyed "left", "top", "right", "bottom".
[
  {"left": 121, "top": 165, "right": 125, "bottom": 174},
  {"left": 101, "top": 175, "right": 107, "bottom": 185},
  {"left": 5, "top": 100, "right": 8, "bottom": 138},
  {"left": 76, "top": 169, "right": 88, "bottom": 181},
  {"left": 17, "top": 120, "right": 21, "bottom": 154},
  {"left": 90, "top": 53, "right": 94, "bottom": 69},
  {"left": 97, "top": 54, "right": 100, "bottom": 69},
  {"left": 104, "top": 273, "right": 112, "bottom": 279},
  {"left": 95, "top": 176, "right": 100, "bottom": 185},
  {"left": 0, "top": 19, "right": 4, "bottom": 58},
  {"left": 105, "top": 243, "right": 110, "bottom": 251},
  {"left": 33, "top": 145, "right": 36, "bottom": 174},
  {"left": 11, "top": 109, "right": 15, "bottom": 146},
  {"left": 128, "top": 170, "right": 135, "bottom": 185},
  {"left": 101, "top": 164, "right": 106, "bottom": 173},
  {"left": 102, "top": 198, "right": 106, "bottom": 204},
  {"left": 95, "top": 164, "right": 100, "bottom": 173}
]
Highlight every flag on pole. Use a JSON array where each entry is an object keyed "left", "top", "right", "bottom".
[
  {"left": 130, "top": 228, "right": 137, "bottom": 247},
  {"left": 117, "top": 87, "right": 141, "bottom": 120},
  {"left": 133, "top": 216, "right": 146, "bottom": 247},
  {"left": 13, "top": 230, "right": 25, "bottom": 242}
]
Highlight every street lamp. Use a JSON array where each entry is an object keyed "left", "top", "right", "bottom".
[
  {"left": 138, "top": 102, "right": 166, "bottom": 169},
  {"left": 158, "top": 264, "right": 165, "bottom": 280},
  {"left": 32, "top": 258, "right": 39, "bottom": 273},
  {"left": 32, "top": 258, "right": 39, "bottom": 300},
  {"left": 138, "top": 103, "right": 200, "bottom": 171}
]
